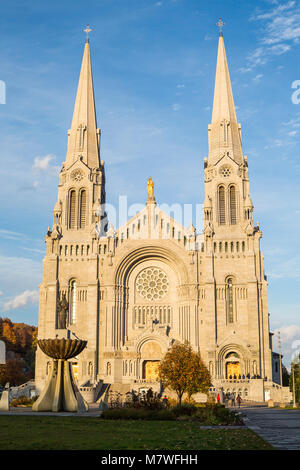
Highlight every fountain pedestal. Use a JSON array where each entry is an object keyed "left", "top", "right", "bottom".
[{"left": 33, "top": 338, "right": 88, "bottom": 412}]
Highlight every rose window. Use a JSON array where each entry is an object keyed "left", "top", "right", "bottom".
[
  {"left": 136, "top": 267, "right": 169, "bottom": 301},
  {"left": 71, "top": 169, "right": 84, "bottom": 182},
  {"left": 220, "top": 166, "right": 231, "bottom": 178}
]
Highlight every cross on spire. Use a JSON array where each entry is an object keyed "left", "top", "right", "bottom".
[
  {"left": 84, "top": 24, "right": 92, "bottom": 42},
  {"left": 216, "top": 18, "right": 225, "bottom": 36}
]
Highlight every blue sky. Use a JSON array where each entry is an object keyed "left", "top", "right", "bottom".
[{"left": 0, "top": 0, "right": 300, "bottom": 366}]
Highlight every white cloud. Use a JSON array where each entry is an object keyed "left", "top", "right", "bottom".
[
  {"left": 267, "top": 256, "right": 300, "bottom": 280},
  {"left": 244, "top": 1, "right": 298, "bottom": 71},
  {"left": 273, "top": 325, "right": 300, "bottom": 366},
  {"left": 172, "top": 103, "right": 181, "bottom": 112},
  {"left": 3, "top": 290, "right": 39, "bottom": 312},
  {"left": 32, "top": 154, "right": 60, "bottom": 176},
  {"left": 256, "top": 1, "right": 300, "bottom": 46},
  {"left": 247, "top": 47, "right": 267, "bottom": 67},
  {"left": 253, "top": 1, "right": 296, "bottom": 22},
  {"left": 32, "top": 154, "right": 55, "bottom": 171},
  {"left": 0, "top": 255, "right": 42, "bottom": 295},
  {"left": 253, "top": 73, "right": 264, "bottom": 82},
  {"left": 269, "top": 43, "right": 291, "bottom": 54},
  {"left": 23, "top": 247, "right": 45, "bottom": 254},
  {"left": 0, "top": 229, "right": 24, "bottom": 240},
  {"left": 283, "top": 113, "right": 300, "bottom": 128}
]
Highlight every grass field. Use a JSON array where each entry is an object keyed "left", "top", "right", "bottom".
[{"left": 0, "top": 416, "right": 273, "bottom": 450}]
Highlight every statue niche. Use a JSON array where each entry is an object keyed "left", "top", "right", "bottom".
[{"left": 57, "top": 292, "right": 69, "bottom": 329}]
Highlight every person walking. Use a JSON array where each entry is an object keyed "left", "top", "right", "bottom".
[
  {"left": 232, "top": 393, "right": 236, "bottom": 407},
  {"left": 224, "top": 392, "right": 229, "bottom": 407},
  {"left": 236, "top": 394, "right": 242, "bottom": 408},
  {"left": 216, "top": 393, "right": 220, "bottom": 404}
]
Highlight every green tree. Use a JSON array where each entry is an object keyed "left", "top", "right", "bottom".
[
  {"left": 158, "top": 341, "right": 211, "bottom": 405},
  {"left": 282, "top": 364, "right": 290, "bottom": 387},
  {"left": 290, "top": 355, "right": 300, "bottom": 403}
]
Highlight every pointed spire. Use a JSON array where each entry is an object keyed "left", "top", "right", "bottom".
[
  {"left": 65, "top": 35, "right": 100, "bottom": 169},
  {"left": 208, "top": 30, "right": 243, "bottom": 165}
]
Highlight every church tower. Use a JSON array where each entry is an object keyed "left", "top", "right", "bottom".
[
  {"left": 35, "top": 26, "right": 289, "bottom": 403},
  {"left": 35, "top": 36, "right": 105, "bottom": 391},
  {"left": 202, "top": 28, "right": 273, "bottom": 385}
]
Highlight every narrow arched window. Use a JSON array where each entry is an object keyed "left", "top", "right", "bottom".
[
  {"left": 79, "top": 190, "right": 86, "bottom": 228},
  {"left": 229, "top": 186, "right": 237, "bottom": 225},
  {"left": 70, "top": 280, "right": 77, "bottom": 324},
  {"left": 226, "top": 278, "right": 234, "bottom": 323},
  {"left": 79, "top": 190, "right": 87, "bottom": 228},
  {"left": 218, "top": 186, "right": 226, "bottom": 225},
  {"left": 69, "top": 190, "right": 76, "bottom": 229}
]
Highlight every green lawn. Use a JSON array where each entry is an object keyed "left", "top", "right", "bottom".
[{"left": 0, "top": 416, "right": 273, "bottom": 450}]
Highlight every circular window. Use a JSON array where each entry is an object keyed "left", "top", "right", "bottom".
[
  {"left": 220, "top": 166, "right": 232, "bottom": 178},
  {"left": 71, "top": 169, "right": 84, "bottom": 182},
  {"left": 136, "top": 267, "right": 169, "bottom": 301}
]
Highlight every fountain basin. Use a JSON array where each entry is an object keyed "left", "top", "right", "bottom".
[{"left": 37, "top": 338, "right": 87, "bottom": 360}]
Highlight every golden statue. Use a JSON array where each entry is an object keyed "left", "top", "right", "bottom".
[{"left": 147, "top": 177, "right": 155, "bottom": 203}]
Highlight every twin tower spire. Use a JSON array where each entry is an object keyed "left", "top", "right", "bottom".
[
  {"left": 209, "top": 33, "right": 243, "bottom": 166},
  {"left": 65, "top": 24, "right": 242, "bottom": 170},
  {"left": 65, "top": 37, "right": 100, "bottom": 169}
]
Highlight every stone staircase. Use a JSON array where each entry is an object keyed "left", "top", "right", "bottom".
[
  {"left": 79, "top": 379, "right": 103, "bottom": 404},
  {"left": 235, "top": 400, "right": 267, "bottom": 408},
  {"left": 96, "top": 383, "right": 111, "bottom": 404},
  {"left": 10, "top": 381, "right": 36, "bottom": 400}
]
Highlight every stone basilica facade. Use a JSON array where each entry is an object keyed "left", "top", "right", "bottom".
[{"left": 35, "top": 32, "right": 290, "bottom": 403}]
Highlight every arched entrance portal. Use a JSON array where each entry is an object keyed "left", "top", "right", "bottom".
[
  {"left": 226, "top": 362, "right": 241, "bottom": 378},
  {"left": 143, "top": 361, "right": 160, "bottom": 381},
  {"left": 225, "top": 352, "right": 241, "bottom": 378},
  {"left": 141, "top": 340, "right": 163, "bottom": 382}
]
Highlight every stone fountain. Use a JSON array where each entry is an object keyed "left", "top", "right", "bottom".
[{"left": 33, "top": 337, "right": 88, "bottom": 412}]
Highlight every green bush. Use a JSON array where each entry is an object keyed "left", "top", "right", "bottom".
[
  {"left": 101, "top": 402, "right": 243, "bottom": 425},
  {"left": 10, "top": 395, "right": 37, "bottom": 407},
  {"left": 101, "top": 408, "right": 175, "bottom": 421},
  {"left": 171, "top": 403, "right": 197, "bottom": 417},
  {"left": 194, "top": 405, "right": 243, "bottom": 425},
  {"left": 193, "top": 408, "right": 220, "bottom": 425}
]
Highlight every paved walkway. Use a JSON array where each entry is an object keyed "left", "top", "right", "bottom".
[
  {"left": 241, "top": 407, "right": 300, "bottom": 450},
  {"left": 0, "top": 403, "right": 102, "bottom": 417}
]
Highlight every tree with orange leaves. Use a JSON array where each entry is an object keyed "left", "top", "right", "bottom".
[
  {"left": 158, "top": 341, "right": 211, "bottom": 405},
  {"left": 0, "top": 358, "right": 28, "bottom": 386}
]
